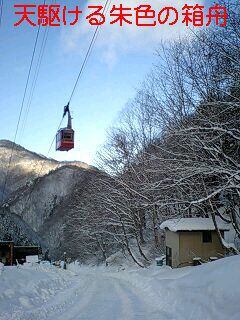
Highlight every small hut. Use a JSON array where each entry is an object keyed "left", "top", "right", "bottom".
[
  {"left": 0, "top": 241, "right": 14, "bottom": 265},
  {"left": 160, "top": 217, "right": 230, "bottom": 268},
  {"left": 0, "top": 242, "right": 41, "bottom": 265},
  {"left": 13, "top": 246, "right": 41, "bottom": 265}
]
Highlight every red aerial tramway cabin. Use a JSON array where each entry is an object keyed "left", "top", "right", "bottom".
[{"left": 56, "top": 104, "right": 74, "bottom": 151}]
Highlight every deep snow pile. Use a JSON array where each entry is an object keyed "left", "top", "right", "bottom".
[
  {"left": 0, "top": 263, "right": 73, "bottom": 319},
  {"left": 109, "top": 255, "right": 240, "bottom": 319},
  {"left": 0, "top": 263, "right": 3, "bottom": 276},
  {"left": 0, "top": 256, "right": 240, "bottom": 320}
]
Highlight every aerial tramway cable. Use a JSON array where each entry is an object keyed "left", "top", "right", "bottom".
[
  {"left": 1, "top": 0, "right": 54, "bottom": 202},
  {"left": 2, "top": 0, "right": 110, "bottom": 211},
  {"left": 16, "top": 0, "right": 112, "bottom": 211},
  {"left": 19, "top": 0, "right": 57, "bottom": 143},
  {"left": 56, "top": 0, "right": 111, "bottom": 151},
  {"left": 0, "top": 0, "right": 3, "bottom": 26},
  {"left": 1, "top": 24, "right": 42, "bottom": 202},
  {"left": 68, "top": 0, "right": 111, "bottom": 104},
  {"left": 19, "top": 20, "right": 51, "bottom": 143}
]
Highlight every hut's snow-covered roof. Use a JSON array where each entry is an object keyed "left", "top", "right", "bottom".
[{"left": 160, "top": 217, "right": 230, "bottom": 232}]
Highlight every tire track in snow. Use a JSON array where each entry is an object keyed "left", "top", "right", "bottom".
[
  {"left": 52, "top": 274, "right": 169, "bottom": 320},
  {"left": 8, "top": 276, "right": 94, "bottom": 320},
  {"left": 63, "top": 275, "right": 123, "bottom": 320},
  {"left": 110, "top": 279, "right": 135, "bottom": 320},
  {"left": 109, "top": 274, "right": 172, "bottom": 320},
  {"left": 3, "top": 271, "right": 171, "bottom": 320},
  {"left": 112, "top": 277, "right": 169, "bottom": 320},
  {"left": 55, "top": 277, "right": 100, "bottom": 320}
]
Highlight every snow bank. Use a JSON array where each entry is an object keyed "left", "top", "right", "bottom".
[
  {"left": 68, "top": 255, "right": 240, "bottom": 319},
  {"left": 0, "top": 263, "right": 73, "bottom": 320},
  {"left": 0, "top": 262, "right": 4, "bottom": 276},
  {"left": 109, "top": 255, "right": 240, "bottom": 320},
  {"left": 0, "top": 256, "right": 239, "bottom": 320}
]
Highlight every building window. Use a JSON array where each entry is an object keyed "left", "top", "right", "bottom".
[
  {"left": 202, "top": 231, "right": 212, "bottom": 243},
  {"left": 166, "top": 246, "right": 172, "bottom": 267}
]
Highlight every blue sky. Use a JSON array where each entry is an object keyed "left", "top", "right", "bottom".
[{"left": 1, "top": 0, "right": 213, "bottom": 165}]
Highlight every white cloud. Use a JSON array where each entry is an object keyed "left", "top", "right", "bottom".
[{"left": 61, "top": 0, "right": 205, "bottom": 66}]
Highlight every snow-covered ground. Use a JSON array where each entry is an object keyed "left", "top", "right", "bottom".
[{"left": 0, "top": 256, "right": 240, "bottom": 320}]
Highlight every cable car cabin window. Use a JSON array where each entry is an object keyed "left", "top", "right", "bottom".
[
  {"left": 202, "top": 231, "right": 212, "bottom": 243},
  {"left": 63, "top": 132, "right": 73, "bottom": 140},
  {"left": 56, "top": 131, "right": 62, "bottom": 142}
]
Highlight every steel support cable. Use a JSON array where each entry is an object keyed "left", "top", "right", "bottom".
[
  {"left": 19, "top": 24, "right": 50, "bottom": 143},
  {"left": 19, "top": 0, "right": 56, "bottom": 142},
  {"left": 0, "top": 0, "right": 3, "bottom": 26},
  {"left": 11, "top": 0, "right": 111, "bottom": 217},
  {"left": 2, "top": 0, "right": 110, "bottom": 209},
  {"left": 68, "top": 0, "right": 110, "bottom": 104},
  {"left": 86, "top": 0, "right": 112, "bottom": 72},
  {"left": 1, "top": 0, "right": 51, "bottom": 202},
  {"left": 17, "top": 116, "right": 64, "bottom": 216},
  {"left": 1, "top": 24, "right": 41, "bottom": 203}
]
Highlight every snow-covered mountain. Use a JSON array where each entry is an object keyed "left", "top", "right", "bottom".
[
  {"left": 0, "top": 140, "right": 98, "bottom": 257},
  {"left": 0, "top": 140, "right": 94, "bottom": 201},
  {"left": 0, "top": 140, "right": 57, "bottom": 200}
]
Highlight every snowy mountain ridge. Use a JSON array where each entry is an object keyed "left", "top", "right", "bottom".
[
  {"left": 0, "top": 140, "right": 99, "bottom": 257},
  {"left": 0, "top": 139, "right": 95, "bottom": 200}
]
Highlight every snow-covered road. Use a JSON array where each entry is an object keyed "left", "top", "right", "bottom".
[
  {"left": 27, "top": 275, "right": 162, "bottom": 320},
  {"left": 0, "top": 266, "right": 164, "bottom": 320},
  {"left": 1, "top": 256, "right": 240, "bottom": 320},
  {"left": 45, "top": 274, "right": 162, "bottom": 320}
]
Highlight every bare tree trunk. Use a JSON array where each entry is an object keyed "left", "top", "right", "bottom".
[
  {"left": 135, "top": 233, "right": 149, "bottom": 261},
  {"left": 120, "top": 218, "right": 144, "bottom": 268},
  {"left": 95, "top": 235, "right": 108, "bottom": 266},
  {"left": 209, "top": 200, "right": 239, "bottom": 255},
  {"left": 152, "top": 205, "right": 160, "bottom": 248}
]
